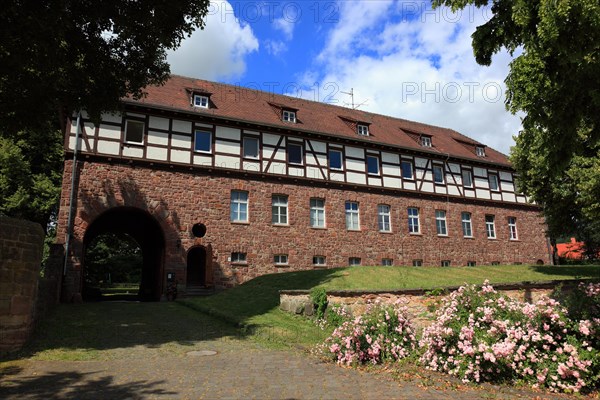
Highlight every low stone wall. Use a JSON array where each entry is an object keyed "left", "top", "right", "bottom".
[
  {"left": 280, "top": 280, "right": 585, "bottom": 330},
  {"left": 0, "top": 216, "right": 44, "bottom": 353}
]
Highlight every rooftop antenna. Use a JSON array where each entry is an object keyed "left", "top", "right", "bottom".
[{"left": 341, "top": 88, "right": 368, "bottom": 110}]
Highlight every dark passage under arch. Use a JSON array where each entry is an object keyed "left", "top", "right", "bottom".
[{"left": 83, "top": 207, "right": 165, "bottom": 301}]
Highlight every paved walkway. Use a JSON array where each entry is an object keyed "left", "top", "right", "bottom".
[{"left": 0, "top": 302, "right": 569, "bottom": 399}]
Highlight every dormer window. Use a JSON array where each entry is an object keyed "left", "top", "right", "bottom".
[
  {"left": 193, "top": 94, "right": 209, "bottom": 109},
  {"left": 421, "top": 136, "right": 432, "bottom": 147},
  {"left": 282, "top": 110, "right": 296, "bottom": 123},
  {"left": 476, "top": 146, "right": 486, "bottom": 157},
  {"left": 357, "top": 124, "right": 369, "bottom": 136}
]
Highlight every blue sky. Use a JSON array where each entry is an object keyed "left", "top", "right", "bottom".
[{"left": 167, "top": 0, "right": 520, "bottom": 155}]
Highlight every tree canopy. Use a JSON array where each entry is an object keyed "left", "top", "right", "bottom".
[
  {"left": 433, "top": 0, "right": 600, "bottom": 249},
  {"left": 0, "top": 0, "right": 210, "bottom": 132},
  {"left": 0, "top": 0, "right": 210, "bottom": 228}
]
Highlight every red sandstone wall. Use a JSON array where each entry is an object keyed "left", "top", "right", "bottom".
[{"left": 57, "top": 160, "right": 551, "bottom": 292}]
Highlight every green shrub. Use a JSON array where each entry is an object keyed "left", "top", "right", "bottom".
[{"left": 310, "top": 287, "right": 328, "bottom": 320}]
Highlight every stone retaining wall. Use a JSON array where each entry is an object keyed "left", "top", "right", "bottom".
[
  {"left": 0, "top": 216, "right": 44, "bottom": 353},
  {"left": 280, "top": 280, "right": 584, "bottom": 330}
]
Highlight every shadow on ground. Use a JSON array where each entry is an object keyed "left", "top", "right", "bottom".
[
  {"left": 532, "top": 265, "right": 600, "bottom": 279},
  {"left": 0, "top": 365, "right": 174, "bottom": 399}
]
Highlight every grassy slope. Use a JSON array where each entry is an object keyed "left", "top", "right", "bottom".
[{"left": 179, "top": 264, "right": 600, "bottom": 347}]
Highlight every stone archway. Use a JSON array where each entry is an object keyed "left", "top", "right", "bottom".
[{"left": 82, "top": 207, "right": 165, "bottom": 301}]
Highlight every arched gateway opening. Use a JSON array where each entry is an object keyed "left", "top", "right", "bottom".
[{"left": 82, "top": 207, "right": 165, "bottom": 301}]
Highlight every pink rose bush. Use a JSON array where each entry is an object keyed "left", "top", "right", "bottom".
[
  {"left": 419, "top": 281, "right": 600, "bottom": 393},
  {"left": 319, "top": 301, "right": 417, "bottom": 366}
]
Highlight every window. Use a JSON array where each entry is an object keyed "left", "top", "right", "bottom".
[
  {"left": 485, "top": 215, "right": 496, "bottom": 239},
  {"left": 421, "top": 136, "right": 432, "bottom": 147},
  {"left": 193, "top": 94, "right": 209, "bottom": 108},
  {"left": 274, "top": 254, "right": 288, "bottom": 265},
  {"left": 194, "top": 130, "right": 212, "bottom": 153},
  {"left": 282, "top": 110, "right": 296, "bottom": 123},
  {"left": 357, "top": 124, "right": 369, "bottom": 136},
  {"left": 313, "top": 256, "right": 326, "bottom": 266},
  {"left": 230, "top": 191, "right": 248, "bottom": 222},
  {"left": 310, "top": 198, "right": 326, "bottom": 228},
  {"left": 231, "top": 252, "right": 247, "bottom": 263},
  {"left": 441, "top": 260, "right": 451, "bottom": 267},
  {"left": 401, "top": 160, "right": 414, "bottom": 179},
  {"left": 435, "top": 210, "right": 447, "bottom": 235},
  {"left": 124, "top": 120, "right": 144, "bottom": 144},
  {"left": 476, "top": 146, "right": 486, "bottom": 157},
  {"left": 412, "top": 259, "right": 423, "bottom": 267},
  {"left": 433, "top": 164, "right": 444, "bottom": 184},
  {"left": 491, "top": 261, "right": 500, "bottom": 266},
  {"left": 467, "top": 261, "right": 476, "bottom": 267},
  {"left": 462, "top": 169, "right": 473, "bottom": 188},
  {"left": 272, "top": 195, "right": 288, "bottom": 225},
  {"left": 288, "top": 142, "right": 303, "bottom": 165},
  {"left": 367, "top": 155, "right": 379, "bottom": 175},
  {"left": 329, "top": 149, "right": 343, "bottom": 170},
  {"left": 408, "top": 207, "right": 420, "bottom": 234},
  {"left": 345, "top": 201, "right": 360, "bottom": 230},
  {"left": 461, "top": 212, "right": 473, "bottom": 237},
  {"left": 489, "top": 174, "right": 499, "bottom": 191},
  {"left": 378, "top": 205, "right": 391, "bottom": 232},
  {"left": 349, "top": 257, "right": 361, "bottom": 266},
  {"left": 243, "top": 137, "right": 259, "bottom": 159},
  {"left": 382, "top": 258, "right": 393, "bottom": 266},
  {"left": 508, "top": 217, "right": 518, "bottom": 240}
]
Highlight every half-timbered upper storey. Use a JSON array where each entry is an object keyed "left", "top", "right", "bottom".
[{"left": 65, "top": 75, "right": 528, "bottom": 205}]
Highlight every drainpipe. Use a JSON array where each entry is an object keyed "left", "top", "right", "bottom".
[{"left": 63, "top": 110, "right": 82, "bottom": 276}]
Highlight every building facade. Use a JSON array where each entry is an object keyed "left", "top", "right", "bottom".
[{"left": 56, "top": 76, "right": 551, "bottom": 300}]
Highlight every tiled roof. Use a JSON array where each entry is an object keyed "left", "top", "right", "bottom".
[{"left": 125, "top": 75, "right": 511, "bottom": 167}]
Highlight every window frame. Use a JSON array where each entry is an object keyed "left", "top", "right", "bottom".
[
  {"left": 313, "top": 256, "right": 326, "bottom": 266},
  {"left": 367, "top": 155, "right": 380, "bottom": 176},
  {"left": 329, "top": 149, "right": 343, "bottom": 170},
  {"left": 274, "top": 254, "right": 289, "bottom": 265},
  {"left": 476, "top": 146, "right": 486, "bottom": 157},
  {"left": 441, "top": 260, "right": 451, "bottom": 267},
  {"left": 345, "top": 201, "right": 360, "bottom": 231},
  {"left": 461, "top": 212, "right": 473, "bottom": 238},
  {"left": 124, "top": 119, "right": 145, "bottom": 144},
  {"left": 467, "top": 261, "right": 477, "bottom": 267},
  {"left": 462, "top": 169, "right": 473, "bottom": 188},
  {"left": 242, "top": 136, "right": 260, "bottom": 159},
  {"left": 271, "top": 195, "right": 288, "bottom": 225},
  {"left": 408, "top": 207, "right": 420, "bottom": 234},
  {"left": 194, "top": 129, "right": 213, "bottom": 153},
  {"left": 231, "top": 252, "right": 247, "bottom": 264},
  {"left": 401, "top": 160, "right": 414, "bottom": 180},
  {"left": 282, "top": 110, "right": 296, "bottom": 123},
  {"left": 485, "top": 215, "right": 496, "bottom": 239},
  {"left": 420, "top": 136, "right": 432, "bottom": 147},
  {"left": 433, "top": 163, "right": 445, "bottom": 184},
  {"left": 381, "top": 258, "right": 393, "bottom": 266},
  {"left": 508, "top": 216, "right": 518, "bottom": 240},
  {"left": 378, "top": 204, "right": 392, "bottom": 232},
  {"left": 230, "top": 190, "right": 249, "bottom": 223},
  {"left": 310, "top": 198, "right": 326, "bottom": 228},
  {"left": 287, "top": 142, "right": 304, "bottom": 165},
  {"left": 488, "top": 173, "right": 500, "bottom": 191},
  {"left": 412, "top": 259, "right": 423, "bottom": 267},
  {"left": 357, "top": 124, "right": 369, "bottom": 136},
  {"left": 193, "top": 94, "right": 209, "bottom": 109},
  {"left": 435, "top": 210, "right": 448, "bottom": 236},
  {"left": 349, "top": 257, "right": 362, "bottom": 266}
]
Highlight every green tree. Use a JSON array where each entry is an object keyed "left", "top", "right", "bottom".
[
  {"left": 0, "top": 0, "right": 210, "bottom": 132},
  {"left": 0, "top": 126, "right": 63, "bottom": 228},
  {"left": 0, "top": 0, "right": 210, "bottom": 229},
  {"left": 433, "top": 0, "right": 600, "bottom": 255},
  {"left": 84, "top": 233, "right": 142, "bottom": 286}
]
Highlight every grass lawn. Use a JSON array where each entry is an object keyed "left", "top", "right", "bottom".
[{"left": 179, "top": 264, "right": 600, "bottom": 348}]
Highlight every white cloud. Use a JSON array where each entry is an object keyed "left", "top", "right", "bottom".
[
  {"left": 303, "top": 0, "right": 520, "bottom": 155},
  {"left": 273, "top": 17, "right": 295, "bottom": 41},
  {"left": 167, "top": 1, "right": 259, "bottom": 81},
  {"left": 265, "top": 39, "right": 288, "bottom": 56}
]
